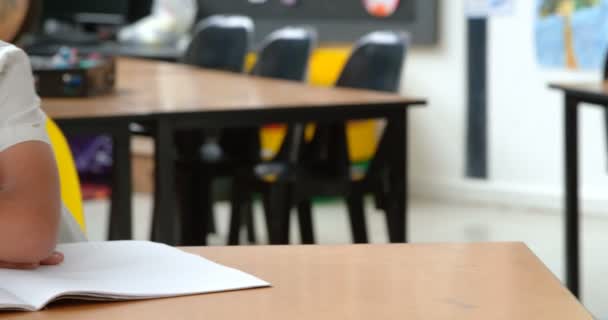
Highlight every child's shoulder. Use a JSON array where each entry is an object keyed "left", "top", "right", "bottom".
[
  {"left": 0, "top": 40, "right": 40, "bottom": 126},
  {"left": 0, "top": 41, "right": 29, "bottom": 73}
]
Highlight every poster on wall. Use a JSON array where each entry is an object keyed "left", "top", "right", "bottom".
[
  {"left": 466, "top": 0, "right": 515, "bottom": 17},
  {"left": 535, "top": 0, "right": 608, "bottom": 69},
  {"left": 362, "top": 0, "right": 400, "bottom": 18}
]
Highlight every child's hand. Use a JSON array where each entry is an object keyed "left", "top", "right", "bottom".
[{"left": 0, "top": 251, "right": 64, "bottom": 270}]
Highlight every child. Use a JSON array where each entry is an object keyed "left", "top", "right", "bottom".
[{"left": 0, "top": 41, "right": 85, "bottom": 269}]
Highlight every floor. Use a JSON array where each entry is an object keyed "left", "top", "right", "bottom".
[{"left": 84, "top": 195, "right": 607, "bottom": 318}]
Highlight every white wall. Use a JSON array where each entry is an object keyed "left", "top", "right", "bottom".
[
  {"left": 405, "top": 0, "right": 467, "bottom": 193},
  {"left": 406, "top": 0, "right": 608, "bottom": 215}
]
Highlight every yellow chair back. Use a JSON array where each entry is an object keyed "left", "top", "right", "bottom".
[
  {"left": 251, "top": 46, "right": 379, "bottom": 162},
  {"left": 46, "top": 119, "right": 86, "bottom": 233}
]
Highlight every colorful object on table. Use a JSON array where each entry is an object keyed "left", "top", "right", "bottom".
[
  {"left": 49, "top": 46, "right": 105, "bottom": 69},
  {"left": 363, "top": 0, "right": 400, "bottom": 18},
  {"left": 51, "top": 46, "right": 73, "bottom": 68},
  {"left": 46, "top": 119, "right": 86, "bottom": 233},
  {"left": 31, "top": 51, "right": 115, "bottom": 97}
]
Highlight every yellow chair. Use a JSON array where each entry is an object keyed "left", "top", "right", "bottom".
[
  {"left": 253, "top": 47, "right": 380, "bottom": 162},
  {"left": 46, "top": 118, "right": 86, "bottom": 233}
]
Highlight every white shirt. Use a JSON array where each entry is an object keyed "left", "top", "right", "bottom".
[{"left": 0, "top": 41, "right": 85, "bottom": 243}]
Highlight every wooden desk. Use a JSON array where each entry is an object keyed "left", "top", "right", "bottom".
[
  {"left": 549, "top": 82, "right": 608, "bottom": 298},
  {"left": 43, "top": 58, "right": 425, "bottom": 244},
  {"left": 1, "top": 243, "right": 591, "bottom": 320}
]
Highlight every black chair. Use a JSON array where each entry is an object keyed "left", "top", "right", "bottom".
[
  {"left": 251, "top": 26, "right": 317, "bottom": 80},
  {"left": 171, "top": 14, "right": 254, "bottom": 149},
  {"left": 181, "top": 15, "right": 254, "bottom": 72},
  {"left": 214, "top": 25, "right": 317, "bottom": 168},
  {"left": 230, "top": 30, "right": 409, "bottom": 245},
  {"left": 174, "top": 14, "right": 254, "bottom": 172},
  {"left": 145, "top": 15, "right": 253, "bottom": 244},
  {"left": 181, "top": 26, "right": 317, "bottom": 245},
  {"left": 132, "top": 15, "right": 253, "bottom": 137}
]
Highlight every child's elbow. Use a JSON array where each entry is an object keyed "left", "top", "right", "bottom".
[
  {"left": 0, "top": 211, "right": 59, "bottom": 264},
  {"left": 19, "top": 231, "right": 58, "bottom": 264}
]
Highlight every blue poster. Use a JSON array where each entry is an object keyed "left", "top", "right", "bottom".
[{"left": 535, "top": 0, "right": 608, "bottom": 69}]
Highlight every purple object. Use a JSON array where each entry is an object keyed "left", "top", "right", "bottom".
[{"left": 67, "top": 135, "right": 113, "bottom": 184}]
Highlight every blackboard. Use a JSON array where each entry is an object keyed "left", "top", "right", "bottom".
[
  {"left": 42, "top": 0, "right": 130, "bottom": 21},
  {"left": 41, "top": 0, "right": 153, "bottom": 24},
  {"left": 197, "top": 0, "right": 438, "bottom": 45}
]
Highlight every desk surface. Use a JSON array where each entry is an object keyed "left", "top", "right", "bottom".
[
  {"left": 550, "top": 82, "right": 608, "bottom": 103},
  {"left": 3, "top": 243, "right": 591, "bottom": 320},
  {"left": 550, "top": 82, "right": 605, "bottom": 93},
  {"left": 42, "top": 58, "right": 424, "bottom": 121}
]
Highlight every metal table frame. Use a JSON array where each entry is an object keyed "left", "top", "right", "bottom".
[
  {"left": 55, "top": 101, "right": 423, "bottom": 245},
  {"left": 550, "top": 83, "right": 608, "bottom": 298}
]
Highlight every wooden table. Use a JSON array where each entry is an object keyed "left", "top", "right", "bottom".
[
  {"left": 42, "top": 58, "right": 425, "bottom": 244},
  {"left": 1, "top": 243, "right": 591, "bottom": 319},
  {"left": 549, "top": 82, "right": 608, "bottom": 298}
]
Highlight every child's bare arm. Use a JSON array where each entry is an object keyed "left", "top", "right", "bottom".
[
  {"left": 0, "top": 141, "right": 62, "bottom": 265},
  {"left": 0, "top": 42, "right": 66, "bottom": 268}
]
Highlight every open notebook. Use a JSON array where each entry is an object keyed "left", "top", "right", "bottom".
[{"left": 0, "top": 241, "right": 270, "bottom": 311}]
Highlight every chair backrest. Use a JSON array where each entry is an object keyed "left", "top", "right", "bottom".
[
  {"left": 305, "top": 31, "right": 409, "bottom": 174},
  {"left": 182, "top": 15, "right": 253, "bottom": 72},
  {"left": 336, "top": 30, "right": 409, "bottom": 92},
  {"left": 250, "top": 26, "right": 316, "bottom": 163},
  {"left": 251, "top": 26, "right": 317, "bottom": 81},
  {"left": 46, "top": 118, "right": 86, "bottom": 233}
]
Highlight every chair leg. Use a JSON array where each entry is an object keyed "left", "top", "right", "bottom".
[
  {"left": 266, "top": 184, "right": 292, "bottom": 245},
  {"left": 206, "top": 193, "right": 217, "bottom": 234},
  {"left": 174, "top": 162, "right": 193, "bottom": 244},
  {"left": 373, "top": 188, "right": 388, "bottom": 211},
  {"left": 373, "top": 175, "right": 389, "bottom": 211},
  {"left": 244, "top": 201, "right": 257, "bottom": 243},
  {"left": 384, "top": 196, "right": 405, "bottom": 243},
  {"left": 175, "top": 161, "right": 208, "bottom": 246},
  {"left": 297, "top": 200, "right": 315, "bottom": 244},
  {"left": 228, "top": 186, "right": 245, "bottom": 245},
  {"left": 190, "top": 172, "right": 210, "bottom": 245},
  {"left": 346, "top": 192, "right": 369, "bottom": 243},
  {"left": 261, "top": 192, "right": 272, "bottom": 240}
]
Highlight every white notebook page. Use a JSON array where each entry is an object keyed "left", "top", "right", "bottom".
[{"left": 0, "top": 241, "right": 270, "bottom": 311}]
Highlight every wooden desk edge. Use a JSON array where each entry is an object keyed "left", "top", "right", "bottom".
[
  {"left": 179, "top": 242, "right": 532, "bottom": 254},
  {"left": 548, "top": 82, "right": 608, "bottom": 105},
  {"left": 47, "top": 98, "right": 428, "bottom": 122}
]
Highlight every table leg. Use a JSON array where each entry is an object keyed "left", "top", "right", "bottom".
[
  {"left": 180, "top": 167, "right": 209, "bottom": 246},
  {"left": 267, "top": 183, "right": 292, "bottom": 245},
  {"left": 564, "top": 95, "right": 580, "bottom": 298},
  {"left": 387, "top": 109, "right": 408, "bottom": 243},
  {"left": 151, "top": 119, "right": 181, "bottom": 245},
  {"left": 108, "top": 127, "right": 133, "bottom": 240}
]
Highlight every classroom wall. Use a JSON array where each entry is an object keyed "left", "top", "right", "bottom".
[
  {"left": 405, "top": 0, "right": 468, "bottom": 203},
  {"left": 406, "top": 0, "right": 608, "bottom": 215}
]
